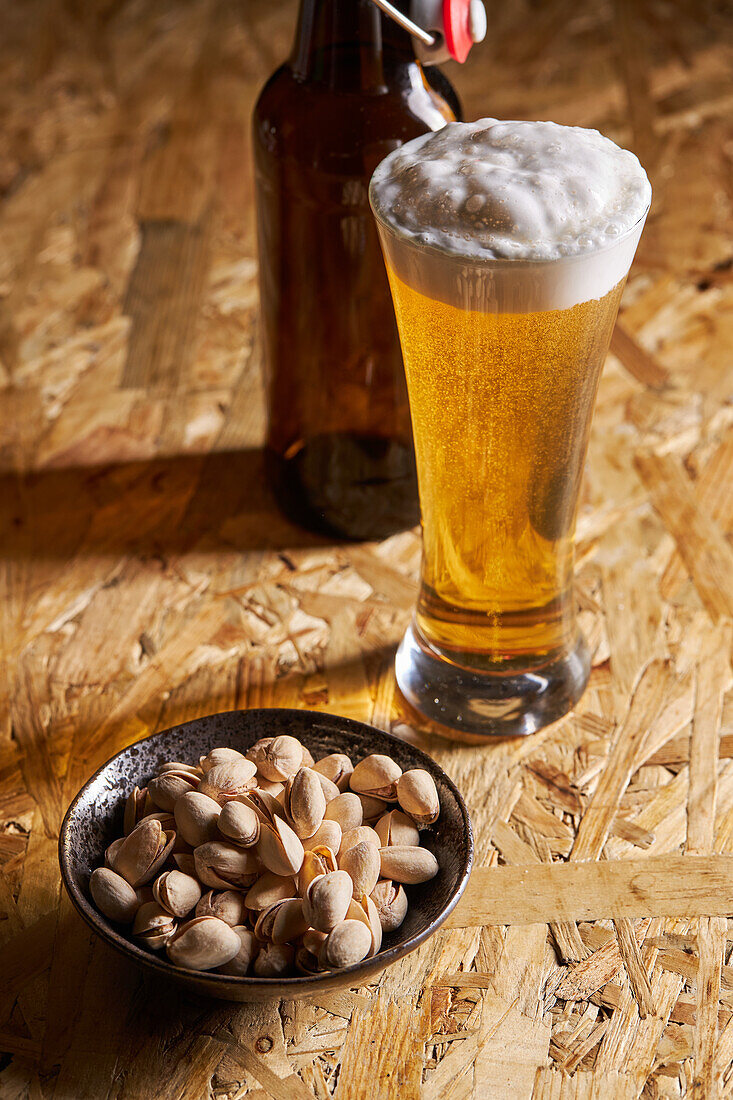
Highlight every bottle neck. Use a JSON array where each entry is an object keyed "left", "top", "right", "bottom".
[{"left": 290, "top": 0, "right": 416, "bottom": 90}]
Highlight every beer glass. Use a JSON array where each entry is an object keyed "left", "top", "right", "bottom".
[{"left": 371, "top": 165, "right": 648, "bottom": 739}]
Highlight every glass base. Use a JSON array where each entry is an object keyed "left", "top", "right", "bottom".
[{"left": 395, "top": 624, "right": 590, "bottom": 742}]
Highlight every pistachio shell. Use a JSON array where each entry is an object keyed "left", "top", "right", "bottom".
[
  {"left": 314, "top": 772, "right": 341, "bottom": 804},
  {"left": 200, "top": 747, "right": 245, "bottom": 774},
  {"left": 256, "top": 816, "right": 304, "bottom": 877},
  {"left": 245, "top": 872, "right": 297, "bottom": 911},
  {"left": 198, "top": 760, "right": 258, "bottom": 804},
  {"left": 217, "top": 801, "right": 260, "bottom": 847},
  {"left": 245, "top": 737, "right": 273, "bottom": 764},
  {"left": 396, "top": 769, "right": 440, "bottom": 827},
  {"left": 153, "top": 870, "right": 202, "bottom": 917},
  {"left": 305, "top": 870, "right": 353, "bottom": 932},
  {"left": 374, "top": 809, "right": 420, "bottom": 848},
  {"left": 167, "top": 916, "right": 241, "bottom": 970},
  {"left": 254, "top": 898, "right": 308, "bottom": 944},
  {"left": 295, "top": 946, "right": 321, "bottom": 975},
  {"left": 243, "top": 789, "right": 286, "bottom": 824},
  {"left": 132, "top": 901, "right": 177, "bottom": 949},
  {"left": 174, "top": 791, "right": 221, "bottom": 847},
  {"left": 105, "top": 837, "right": 124, "bottom": 869},
  {"left": 324, "top": 792, "right": 363, "bottom": 832},
  {"left": 123, "top": 786, "right": 149, "bottom": 835},
  {"left": 195, "top": 889, "right": 248, "bottom": 927},
  {"left": 356, "top": 793, "right": 389, "bottom": 822},
  {"left": 379, "top": 845, "right": 439, "bottom": 884},
  {"left": 370, "top": 880, "right": 408, "bottom": 932},
  {"left": 303, "top": 820, "right": 342, "bottom": 855},
  {"left": 147, "top": 771, "right": 199, "bottom": 811},
  {"left": 158, "top": 761, "right": 202, "bottom": 778},
  {"left": 285, "top": 768, "right": 327, "bottom": 839},
  {"left": 300, "top": 745, "right": 315, "bottom": 768},
  {"left": 302, "top": 928, "right": 328, "bottom": 956},
  {"left": 338, "top": 840, "right": 381, "bottom": 898},
  {"left": 349, "top": 754, "right": 401, "bottom": 801},
  {"left": 193, "top": 841, "right": 261, "bottom": 890},
  {"left": 90, "top": 867, "right": 141, "bottom": 923},
  {"left": 338, "top": 826, "right": 380, "bottom": 857},
  {"left": 172, "top": 852, "right": 197, "bottom": 877},
  {"left": 253, "top": 942, "right": 295, "bottom": 977},
  {"left": 111, "top": 819, "right": 175, "bottom": 887},
  {"left": 312, "top": 753, "right": 354, "bottom": 792},
  {"left": 256, "top": 779, "right": 285, "bottom": 799},
  {"left": 255, "top": 735, "right": 304, "bottom": 782},
  {"left": 217, "top": 926, "right": 258, "bottom": 976},
  {"left": 298, "top": 846, "right": 338, "bottom": 897},
  {"left": 320, "top": 919, "right": 372, "bottom": 969}
]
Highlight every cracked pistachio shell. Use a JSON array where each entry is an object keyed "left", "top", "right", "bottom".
[
  {"left": 305, "top": 870, "right": 353, "bottom": 933},
  {"left": 338, "top": 841, "right": 381, "bottom": 898},
  {"left": 346, "top": 894, "right": 382, "bottom": 957},
  {"left": 167, "top": 916, "right": 241, "bottom": 971},
  {"left": 132, "top": 901, "right": 177, "bottom": 949},
  {"left": 242, "top": 789, "right": 286, "bottom": 824},
  {"left": 324, "top": 792, "right": 363, "bottom": 832},
  {"left": 199, "top": 747, "right": 245, "bottom": 775},
  {"left": 338, "top": 826, "right": 380, "bottom": 858},
  {"left": 147, "top": 771, "right": 199, "bottom": 812},
  {"left": 172, "top": 852, "right": 197, "bottom": 877},
  {"left": 111, "top": 819, "right": 175, "bottom": 888},
  {"left": 193, "top": 841, "right": 261, "bottom": 890},
  {"left": 303, "top": 820, "right": 342, "bottom": 855},
  {"left": 349, "top": 754, "right": 401, "bottom": 802},
  {"left": 253, "top": 942, "right": 295, "bottom": 977},
  {"left": 153, "top": 870, "right": 202, "bottom": 918},
  {"left": 370, "top": 880, "right": 408, "bottom": 933},
  {"left": 314, "top": 772, "right": 340, "bottom": 804},
  {"left": 174, "top": 791, "right": 221, "bottom": 848},
  {"left": 254, "top": 735, "right": 304, "bottom": 782},
  {"left": 195, "top": 889, "right": 248, "bottom": 927},
  {"left": 356, "top": 793, "right": 389, "bottom": 823},
  {"left": 157, "top": 761, "right": 202, "bottom": 778},
  {"left": 256, "top": 816, "right": 304, "bottom": 877},
  {"left": 245, "top": 872, "right": 296, "bottom": 911},
  {"left": 375, "top": 809, "right": 420, "bottom": 848},
  {"left": 295, "top": 946, "right": 321, "bottom": 975},
  {"left": 285, "top": 768, "right": 327, "bottom": 839},
  {"left": 396, "top": 769, "right": 440, "bottom": 827},
  {"left": 197, "top": 760, "right": 258, "bottom": 805},
  {"left": 217, "top": 926, "right": 258, "bottom": 976},
  {"left": 90, "top": 867, "right": 141, "bottom": 924},
  {"left": 379, "top": 845, "right": 439, "bottom": 885},
  {"left": 105, "top": 837, "right": 124, "bottom": 870},
  {"left": 302, "top": 928, "right": 328, "bottom": 956},
  {"left": 312, "top": 753, "right": 354, "bottom": 792},
  {"left": 300, "top": 745, "right": 315, "bottom": 767},
  {"left": 298, "top": 846, "right": 338, "bottom": 897},
  {"left": 254, "top": 897, "right": 308, "bottom": 945},
  {"left": 123, "top": 786, "right": 149, "bottom": 835},
  {"left": 217, "top": 800, "right": 260, "bottom": 847},
  {"left": 256, "top": 779, "right": 285, "bottom": 799},
  {"left": 320, "top": 919, "right": 372, "bottom": 970}
]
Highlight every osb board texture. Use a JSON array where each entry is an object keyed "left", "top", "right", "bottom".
[{"left": 0, "top": 0, "right": 732, "bottom": 1096}]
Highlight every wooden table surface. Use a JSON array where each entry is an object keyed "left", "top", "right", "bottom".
[{"left": 1, "top": 0, "right": 733, "bottom": 1096}]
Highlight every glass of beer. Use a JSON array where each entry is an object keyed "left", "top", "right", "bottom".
[{"left": 370, "top": 119, "right": 651, "bottom": 739}]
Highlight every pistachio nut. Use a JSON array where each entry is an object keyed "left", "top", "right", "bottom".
[
  {"left": 338, "top": 841, "right": 381, "bottom": 898},
  {"left": 132, "top": 901, "right": 177, "bottom": 950},
  {"left": 153, "top": 870, "right": 202, "bottom": 918},
  {"left": 217, "top": 926, "right": 258, "bottom": 976},
  {"left": 253, "top": 942, "right": 295, "bottom": 977},
  {"left": 195, "top": 888, "right": 248, "bottom": 927},
  {"left": 123, "top": 786, "right": 150, "bottom": 835},
  {"left": 167, "top": 916, "right": 241, "bottom": 970},
  {"left": 217, "top": 800, "right": 260, "bottom": 847},
  {"left": 200, "top": 747, "right": 245, "bottom": 774},
  {"left": 254, "top": 897, "right": 308, "bottom": 945},
  {"left": 349, "top": 754, "right": 401, "bottom": 802},
  {"left": 193, "top": 841, "right": 261, "bottom": 890},
  {"left": 298, "top": 846, "right": 338, "bottom": 897},
  {"left": 197, "top": 760, "right": 258, "bottom": 804},
  {"left": 324, "top": 792, "right": 363, "bottom": 832},
  {"left": 379, "top": 845, "right": 439, "bottom": 884},
  {"left": 338, "top": 825, "right": 380, "bottom": 857},
  {"left": 245, "top": 871, "right": 296, "bottom": 911},
  {"left": 254, "top": 735, "right": 304, "bottom": 782},
  {"left": 356, "top": 793, "right": 389, "bottom": 823},
  {"left": 90, "top": 867, "right": 141, "bottom": 924},
  {"left": 303, "top": 819, "right": 342, "bottom": 855},
  {"left": 374, "top": 809, "right": 420, "bottom": 848},
  {"left": 370, "top": 880, "right": 408, "bottom": 933},
  {"left": 174, "top": 790, "right": 222, "bottom": 848},
  {"left": 256, "top": 815, "right": 304, "bottom": 877},
  {"left": 396, "top": 769, "right": 440, "bottom": 827},
  {"left": 172, "top": 852, "right": 197, "bottom": 877},
  {"left": 346, "top": 894, "right": 382, "bottom": 957},
  {"left": 147, "top": 770, "right": 199, "bottom": 812},
  {"left": 111, "top": 818, "right": 176, "bottom": 887},
  {"left": 304, "top": 870, "right": 353, "bottom": 932},
  {"left": 284, "top": 768, "right": 327, "bottom": 839},
  {"left": 320, "top": 919, "right": 372, "bottom": 970},
  {"left": 312, "top": 752, "right": 354, "bottom": 792}
]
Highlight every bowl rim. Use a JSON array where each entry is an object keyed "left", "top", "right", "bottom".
[{"left": 59, "top": 707, "right": 474, "bottom": 991}]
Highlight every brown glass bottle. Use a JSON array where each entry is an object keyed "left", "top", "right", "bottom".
[{"left": 253, "top": 0, "right": 459, "bottom": 541}]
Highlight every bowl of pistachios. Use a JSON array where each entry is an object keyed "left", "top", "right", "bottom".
[{"left": 59, "top": 708, "right": 473, "bottom": 1001}]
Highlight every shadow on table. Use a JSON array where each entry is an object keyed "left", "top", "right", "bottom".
[{"left": 0, "top": 447, "right": 332, "bottom": 559}]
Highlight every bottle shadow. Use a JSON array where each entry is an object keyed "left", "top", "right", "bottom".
[{"left": 1, "top": 447, "right": 335, "bottom": 560}]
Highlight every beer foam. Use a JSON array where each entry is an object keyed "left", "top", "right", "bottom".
[{"left": 370, "top": 119, "right": 651, "bottom": 308}]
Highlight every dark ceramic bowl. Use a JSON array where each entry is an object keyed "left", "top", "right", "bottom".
[{"left": 59, "top": 708, "right": 473, "bottom": 1001}]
